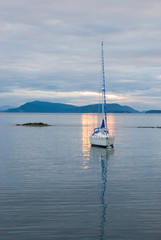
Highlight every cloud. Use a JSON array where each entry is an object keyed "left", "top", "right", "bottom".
[
  {"left": 0, "top": 86, "right": 160, "bottom": 111},
  {"left": 0, "top": 0, "right": 161, "bottom": 110}
]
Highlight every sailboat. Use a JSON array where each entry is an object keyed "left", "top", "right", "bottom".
[{"left": 90, "top": 41, "right": 115, "bottom": 148}]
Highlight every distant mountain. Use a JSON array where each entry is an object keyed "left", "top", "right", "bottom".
[
  {"left": 145, "top": 110, "right": 161, "bottom": 113},
  {"left": 5, "top": 101, "right": 76, "bottom": 113},
  {"left": 0, "top": 105, "right": 15, "bottom": 111},
  {"left": 76, "top": 103, "right": 139, "bottom": 113},
  {"left": 5, "top": 101, "right": 139, "bottom": 113}
]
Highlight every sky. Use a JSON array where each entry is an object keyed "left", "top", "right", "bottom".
[{"left": 0, "top": 0, "right": 161, "bottom": 110}]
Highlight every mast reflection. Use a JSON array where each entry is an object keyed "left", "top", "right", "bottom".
[{"left": 90, "top": 146, "right": 114, "bottom": 240}]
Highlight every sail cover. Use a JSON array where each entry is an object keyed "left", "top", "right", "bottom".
[{"left": 101, "top": 119, "right": 105, "bottom": 128}]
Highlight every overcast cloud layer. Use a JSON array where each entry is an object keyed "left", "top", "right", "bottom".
[{"left": 0, "top": 0, "right": 161, "bottom": 110}]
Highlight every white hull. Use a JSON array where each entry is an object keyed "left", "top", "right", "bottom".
[{"left": 90, "top": 135, "right": 114, "bottom": 148}]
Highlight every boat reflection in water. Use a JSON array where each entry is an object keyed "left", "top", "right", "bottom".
[{"left": 90, "top": 146, "right": 114, "bottom": 240}]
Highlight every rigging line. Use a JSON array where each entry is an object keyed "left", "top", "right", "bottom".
[
  {"left": 98, "top": 46, "right": 102, "bottom": 117},
  {"left": 101, "top": 41, "right": 107, "bottom": 129}
]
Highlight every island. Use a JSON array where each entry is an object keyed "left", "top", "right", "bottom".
[
  {"left": 5, "top": 100, "right": 139, "bottom": 113},
  {"left": 16, "top": 122, "right": 51, "bottom": 127},
  {"left": 137, "top": 126, "right": 161, "bottom": 129}
]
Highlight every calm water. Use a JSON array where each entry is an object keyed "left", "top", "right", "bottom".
[{"left": 1, "top": 113, "right": 161, "bottom": 240}]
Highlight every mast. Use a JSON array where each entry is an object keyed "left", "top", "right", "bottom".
[{"left": 101, "top": 41, "right": 107, "bottom": 129}]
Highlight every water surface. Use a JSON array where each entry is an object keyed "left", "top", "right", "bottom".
[{"left": 0, "top": 113, "right": 161, "bottom": 239}]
